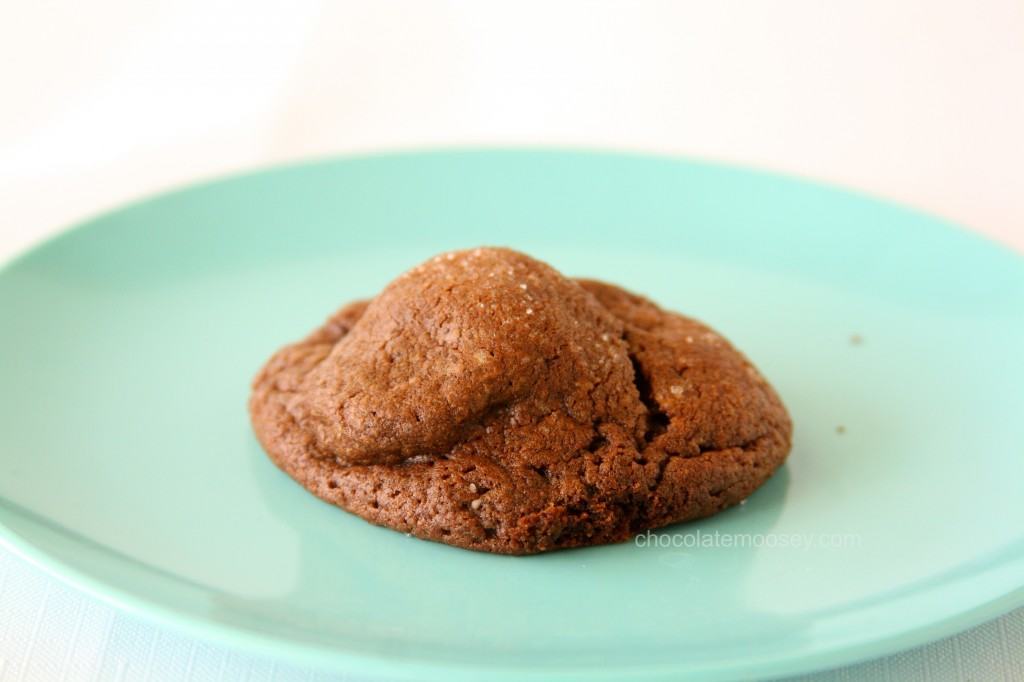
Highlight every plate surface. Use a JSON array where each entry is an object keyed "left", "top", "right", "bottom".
[{"left": 1, "top": 150, "right": 1022, "bottom": 681}]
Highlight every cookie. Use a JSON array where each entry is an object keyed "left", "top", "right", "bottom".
[{"left": 249, "top": 247, "right": 792, "bottom": 554}]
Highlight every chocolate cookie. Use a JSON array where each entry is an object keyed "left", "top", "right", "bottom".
[{"left": 250, "top": 247, "right": 791, "bottom": 554}]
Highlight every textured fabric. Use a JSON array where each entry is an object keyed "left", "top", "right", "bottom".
[{"left": 1, "top": 548, "right": 1022, "bottom": 681}]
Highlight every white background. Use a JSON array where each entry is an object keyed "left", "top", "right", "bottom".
[{"left": 1, "top": 2, "right": 1022, "bottom": 680}]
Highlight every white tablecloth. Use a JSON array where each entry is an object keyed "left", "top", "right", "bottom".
[{"left": 2, "top": 2, "right": 1022, "bottom": 679}]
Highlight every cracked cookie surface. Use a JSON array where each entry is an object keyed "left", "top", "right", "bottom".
[{"left": 249, "top": 247, "right": 792, "bottom": 554}]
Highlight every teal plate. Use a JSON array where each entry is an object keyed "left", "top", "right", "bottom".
[{"left": 1, "top": 150, "right": 1022, "bottom": 681}]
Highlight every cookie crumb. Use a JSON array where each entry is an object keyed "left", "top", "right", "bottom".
[
  {"left": 850, "top": 334, "right": 863, "bottom": 346},
  {"left": 836, "top": 425, "right": 846, "bottom": 434}
]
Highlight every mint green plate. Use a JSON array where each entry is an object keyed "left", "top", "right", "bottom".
[{"left": 1, "top": 150, "right": 1022, "bottom": 681}]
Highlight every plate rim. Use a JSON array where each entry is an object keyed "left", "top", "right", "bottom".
[
  {"left": 1, "top": 147, "right": 1023, "bottom": 681},
  {"left": 3, "top": 145, "right": 1023, "bottom": 280},
  {"left": 2, "top": 529, "right": 1021, "bottom": 681}
]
